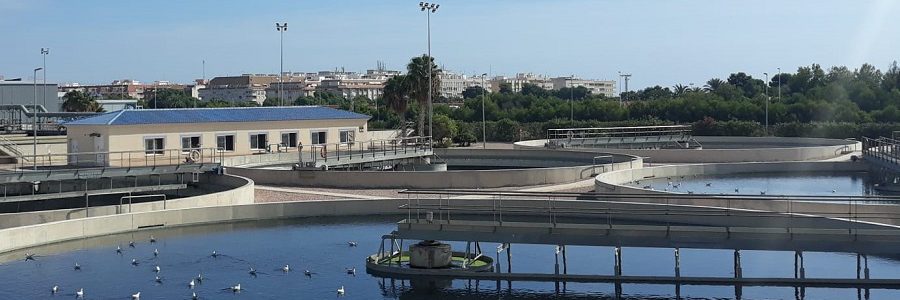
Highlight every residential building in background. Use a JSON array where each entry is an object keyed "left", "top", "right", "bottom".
[
  {"left": 551, "top": 76, "right": 616, "bottom": 97},
  {"left": 439, "top": 72, "right": 491, "bottom": 98},
  {"left": 199, "top": 74, "right": 283, "bottom": 104},
  {"left": 490, "top": 73, "right": 554, "bottom": 93}
]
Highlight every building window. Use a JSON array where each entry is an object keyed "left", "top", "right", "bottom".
[
  {"left": 250, "top": 133, "right": 267, "bottom": 150},
  {"left": 181, "top": 136, "right": 201, "bottom": 153},
  {"left": 311, "top": 131, "right": 327, "bottom": 145},
  {"left": 281, "top": 132, "right": 298, "bottom": 148},
  {"left": 217, "top": 134, "right": 235, "bottom": 152},
  {"left": 144, "top": 137, "right": 164, "bottom": 155},
  {"left": 340, "top": 130, "right": 355, "bottom": 144}
]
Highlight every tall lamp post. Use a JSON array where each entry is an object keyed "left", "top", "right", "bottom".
[
  {"left": 481, "top": 73, "right": 487, "bottom": 148},
  {"left": 33, "top": 67, "right": 43, "bottom": 170},
  {"left": 276, "top": 22, "right": 288, "bottom": 106},
  {"left": 763, "top": 72, "right": 769, "bottom": 136},
  {"left": 41, "top": 48, "right": 48, "bottom": 110},
  {"left": 419, "top": 2, "right": 439, "bottom": 138}
]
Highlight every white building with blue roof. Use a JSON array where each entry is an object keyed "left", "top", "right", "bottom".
[{"left": 63, "top": 106, "right": 370, "bottom": 164}]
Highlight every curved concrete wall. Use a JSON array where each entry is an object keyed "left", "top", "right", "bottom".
[
  {"left": 226, "top": 149, "right": 642, "bottom": 189},
  {"left": 0, "top": 174, "right": 254, "bottom": 229},
  {"left": 591, "top": 161, "right": 900, "bottom": 227},
  {"left": 515, "top": 136, "right": 860, "bottom": 163}
]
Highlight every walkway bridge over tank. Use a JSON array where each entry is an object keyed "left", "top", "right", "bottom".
[
  {"left": 546, "top": 125, "right": 701, "bottom": 149},
  {"left": 222, "top": 136, "right": 434, "bottom": 170},
  {"left": 371, "top": 190, "right": 900, "bottom": 292}
]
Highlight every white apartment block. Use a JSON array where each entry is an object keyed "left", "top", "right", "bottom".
[
  {"left": 439, "top": 72, "right": 492, "bottom": 98},
  {"left": 551, "top": 76, "right": 616, "bottom": 97}
]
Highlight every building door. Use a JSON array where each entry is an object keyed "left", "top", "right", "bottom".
[
  {"left": 68, "top": 139, "right": 79, "bottom": 165},
  {"left": 93, "top": 136, "right": 107, "bottom": 166}
]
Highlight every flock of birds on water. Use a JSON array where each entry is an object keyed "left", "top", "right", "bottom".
[
  {"left": 635, "top": 176, "right": 838, "bottom": 195},
  {"left": 19, "top": 235, "right": 361, "bottom": 299}
]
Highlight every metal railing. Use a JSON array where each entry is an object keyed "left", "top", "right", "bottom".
[
  {"left": 546, "top": 125, "right": 700, "bottom": 149},
  {"left": 300, "top": 136, "right": 433, "bottom": 167},
  {"left": 397, "top": 189, "right": 900, "bottom": 232},
  {"left": 862, "top": 136, "right": 900, "bottom": 166},
  {"left": 0, "top": 135, "right": 25, "bottom": 161},
  {"left": 3, "top": 147, "right": 224, "bottom": 173}
]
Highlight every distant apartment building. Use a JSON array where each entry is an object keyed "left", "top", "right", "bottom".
[
  {"left": 439, "top": 72, "right": 491, "bottom": 98},
  {"left": 59, "top": 80, "right": 190, "bottom": 101},
  {"left": 490, "top": 73, "right": 554, "bottom": 93},
  {"left": 199, "top": 74, "right": 282, "bottom": 104},
  {"left": 551, "top": 76, "right": 616, "bottom": 97},
  {"left": 317, "top": 78, "right": 385, "bottom": 99}
]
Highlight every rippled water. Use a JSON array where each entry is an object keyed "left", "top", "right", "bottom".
[
  {"left": 1, "top": 216, "right": 899, "bottom": 299},
  {"left": 627, "top": 172, "right": 883, "bottom": 196}
]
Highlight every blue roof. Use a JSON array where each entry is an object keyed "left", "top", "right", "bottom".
[{"left": 64, "top": 106, "right": 370, "bottom": 126}]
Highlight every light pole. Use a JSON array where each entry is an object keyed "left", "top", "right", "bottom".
[
  {"left": 481, "top": 73, "right": 487, "bottom": 148},
  {"left": 763, "top": 72, "right": 769, "bottom": 136},
  {"left": 419, "top": 2, "right": 439, "bottom": 138},
  {"left": 276, "top": 22, "right": 288, "bottom": 106},
  {"left": 41, "top": 48, "right": 48, "bottom": 111},
  {"left": 33, "top": 67, "right": 43, "bottom": 170}
]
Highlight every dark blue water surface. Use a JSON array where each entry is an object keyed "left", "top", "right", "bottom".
[
  {"left": 1, "top": 216, "right": 900, "bottom": 300},
  {"left": 627, "top": 172, "right": 883, "bottom": 196}
]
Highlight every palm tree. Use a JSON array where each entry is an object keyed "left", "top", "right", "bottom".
[
  {"left": 703, "top": 78, "right": 724, "bottom": 93},
  {"left": 62, "top": 91, "right": 103, "bottom": 112},
  {"left": 405, "top": 55, "right": 441, "bottom": 137},
  {"left": 672, "top": 84, "right": 689, "bottom": 96},
  {"left": 382, "top": 75, "right": 410, "bottom": 137}
]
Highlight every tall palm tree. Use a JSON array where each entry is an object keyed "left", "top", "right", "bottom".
[
  {"left": 405, "top": 55, "right": 441, "bottom": 137},
  {"left": 672, "top": 84, "right": 689, "bottom": 96},
  {"left": 703, "top": 78, "right": 724, "bottom": 93},
  {"left": 382, "top": 75, "right": 410, "bottom": 137}
]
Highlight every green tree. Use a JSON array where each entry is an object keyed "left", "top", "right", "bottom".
[
  {"left": 405, "top": 55, "right": 442, "bottom": 137},
  {"left": 461, "top": 86, "right": 486, "bottom": 99},
  {"left": 62, "top": 90, "right": 103, "bottom": 112},
  {"left": 432, "top": 114, "right": 458, "bottom": 147},
  {"left": 498, "top": 82, "right": 513, "bottom": 94},
  {"left": 262, "top": 97, "right": 283, "bottom": 106},
  {"left": 382, "top": 75, "right": 410, "bottom": 136}
]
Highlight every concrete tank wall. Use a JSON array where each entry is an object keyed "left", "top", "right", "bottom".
[
  {"left": 226, "top": 149, "right": 642, "bottom": 189},
  {"left": 0, "top": 174, "right": 254, "bottom": 229},
  {"left": 515, "top": 136, "right": 860, "bottom": 163}
]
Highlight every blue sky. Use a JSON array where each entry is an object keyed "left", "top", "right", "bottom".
[{"left": 1, "top": 0, "right": 899, "bottom": 90}]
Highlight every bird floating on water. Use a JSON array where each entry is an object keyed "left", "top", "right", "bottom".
[
  {"left": 346, "top": 267, "right": 356, "bottom": 275},
  {"left": 74, "top": 262, "right": 81, "bottom": 270},
  {"left": 116, "top": 245, "right": 123, "bottom": 254},
  {"left": 196, "top": 273, "right": 203, "bottom": 282},
  {"left": 192, "top": 292, "right": 199, "bottom": 300},
  {"left": 131, "top": 258, "right": 139, "bottom": 266},
  {"left": 51, "top": 285, "right": 59, "bottom": 294},
  {"left": 305, "top": 270, "right": 313, "bottom": 277},
  {"left": 131, "top": 292, "right": 141, "bottom": 299},
  {"left": 153, "top": 249, "right": 159, "bottom": 257},
  {"left": 129, "top": 241, "right": 135, "bottom": 248},
  {"left": 76, "top": 288, "right": 84, "bottom": 298},
  {"left": 248, "top": 267, "right": 257, "bottom": 276},
  {"left": 282, "top": 265, "right": 290, "bottom": 272},
  {"left": 25, "top": 253, "right": 35, "bottom": 261},
  {"left": 337, "top": 286, "right": 345, "bottom": 295},
  {"left": 210, "top": 251, "right": 219, "bottom": 258},
  {"left": 149, "top": 235, "right": 156, "bottom": 243},
  {"left": 230, "top": 284, "right": 241, "bottom": 292},
  {"left": 706, "top": 182, "right": 712, "bottom": 187},
  {"left": 189, "top": 279, "right": 195, "bottom": 288},
  {"left": 348, "top": 241, "right": 358, "bottom": 247},
  {"left": 154, "top": 265, "right": 161, "bottom": 273},
  {"left": 155, "top": 276, "right": 162, "bottom": 283}
]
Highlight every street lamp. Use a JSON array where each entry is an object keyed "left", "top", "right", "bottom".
[
  {"left": 481, "top": 73, "right": 487, "bottom": 149},
  {"left": 41, "top": 48, "right": 48, "bottom": 110},
  {"left": 276, "top": 22, "right": 288, "bottom": 106},
  {"left": 33, "top": 67, "right": 43, "bottom": 170},
  {"left": 763, "top": 72, "right": 769, "bottom": 136},
  {"left": 419, "top": 2, "right": 439, "bottom": 138}
]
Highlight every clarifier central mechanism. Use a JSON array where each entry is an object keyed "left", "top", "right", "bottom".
[{"left": 409, "top": 240, "right": 452, "bottom": 268}]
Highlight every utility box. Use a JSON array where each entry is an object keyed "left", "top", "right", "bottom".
[{"left": 409, "top": 240, "right": 451, "bottom": 269}]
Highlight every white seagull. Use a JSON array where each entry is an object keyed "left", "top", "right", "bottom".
[
  {"left": 149, "top": 235, "right": 156, "bottom": 243},
  {"left": 132, "top": 258, "right": 139, "bottom": 266},
  {"left": 346, "top": 267, "right": 356, "bottom": 275},
  {"left": 305, "top": 270, "right": 312, "bottom": 277},
  {"left": 116, "top": 245, "right": 123, "bottom": 254},
  {"left": 25, "top": 253, "right": 36, "bottom": 261},
  {"left": 153, "top": 249, "right": 159, "bottom": 257},
  {"left": 189, "top": 279, "right": 195, "bottom": 288},
  {"left": 248, "top": 267, "right": 257, "bottom": 276},
  {"left": 192, "top": 292, "right": 199, "bottom": 300},
  {"left": 348, "top": 241, "right": 358, "bottom": 247},
  {"left": 74, "top": 262, "right": 81, "bottom": 270},
  {"left": 129, "top": 241, "right": 135, "bottom": 248},
  {"left": 154, "top": 265, "right": 161, "bottom": 273},
  {"left": 211, "top": 251, "right": 219, "bottom": 258},
  {"left": 76, "top": 288, "right": 84, "bottom": 298},
  {"left": 131, "top": 292, "right": 141, "bottom": 299},
  {"left": 337, "top": 286, "right": 345, "bottom": 295},
  {"left": 51, "top": 285, "right": 59, "bottom": 294},
  {"left": 155, "top": 276, "right": 163, "bottom": 283},
  {"left": 282, "top": 264, "right": 290, "bottom": 272},
  {"left": 196, "top": 273, "right": 203, "bottom": 282},
  {"left": 230, "top": 284, "right": 241, "bottom": 292}
]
